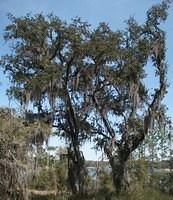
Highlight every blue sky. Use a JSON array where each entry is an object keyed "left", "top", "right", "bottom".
[{"left": 0, "top": 0, "right": 173, "bottom": 160}]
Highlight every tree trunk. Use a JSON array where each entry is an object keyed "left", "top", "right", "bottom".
[
  {"left": 68, "top": 148, "right": 78, "bottom": 194},
  {"left": 109, "top": 150, "right": 130, "bottom": 194},
  {"left": 77, "top": 156, "right": 85, "bottom": 195},
  {"left": 68, "top": 146, "right": 86, "bottom": 195}
]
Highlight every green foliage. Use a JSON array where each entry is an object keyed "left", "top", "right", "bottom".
[
  {"left": 118, "top": 188, "right": 172, "bottom": 200},
  {"left": 98, "top": 169, "right": 113, "bottom": 194},
  {"left": 30, "top": 167, "right": 56, "bottom": 190},
  {"left": 130, "top": 158, "right": 148, "bottom": 184},
  {"left": 0, "top": 108, "right": 32, "bottom": 199}
]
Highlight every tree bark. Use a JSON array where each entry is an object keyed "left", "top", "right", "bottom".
[
  {"left": 68, "top": 146, "right": 86, "bottom": 195},
  {"left": 108, "top": 149, "right": 130, "bottom": 194},
  {"left": 107, "top": 132, "right": 144, "bottom": 194}
]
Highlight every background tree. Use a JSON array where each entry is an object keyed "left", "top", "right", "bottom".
[{"left": 0, "top": 108, "right": 33, "bottom": 200}]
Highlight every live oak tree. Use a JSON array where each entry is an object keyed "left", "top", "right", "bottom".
[
  {"left": 1, "top": 14, "right": 92, "bottom": 195},
  {"left": 1, "top": 0, "right": 171, "bottom": 195},
  {"left": 84, "top": 0, "right": 170, "bottom": 194}
]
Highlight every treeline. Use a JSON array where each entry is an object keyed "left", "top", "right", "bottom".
[
  {"left": 0, "top": 0, "right": 173, "bottom": 199},
  {"left": 0, "top": 107, "right": 173, "bottom": 199}
]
